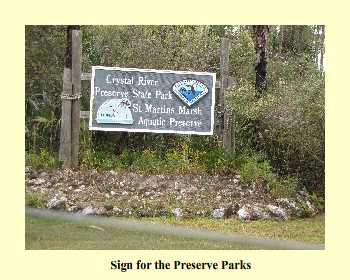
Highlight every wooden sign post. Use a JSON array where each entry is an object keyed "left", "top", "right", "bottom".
[
  {"left": 59, "top": 26, "right": 81, "bottom": 169},
  {"left": 59, "top": 29, "right": 235, "bottom": 168}
]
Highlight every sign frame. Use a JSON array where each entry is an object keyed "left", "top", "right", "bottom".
[{"left": 89, "top": 66, "right": 216, "bottom": 135}]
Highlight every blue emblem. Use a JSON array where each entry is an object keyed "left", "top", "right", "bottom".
[
  {"left": 96, "top": 98, "right": 133, "bottom": 124},
  {"left": 172, "top": 79, "right": 208, "bottom": 107}
]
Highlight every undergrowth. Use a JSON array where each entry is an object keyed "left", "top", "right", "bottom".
[
  {"left": 26, "top": 148, "right": 61, "bottom": 170},
  {"left": 25, "top": 192, "right": 46, "bottom": 208},
  {"left": 26, "top": 146, "right": 302, "bottom": 197}
]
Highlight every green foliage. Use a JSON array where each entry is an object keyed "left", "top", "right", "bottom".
[
  {"left": 80, "top": 149, "right": 120, "bottom": 170},
  {"left": 235, "top": 152, "right": 298, "bottom": 197},
  {"left": 26, "top": 149, "right": 61, "bottom": 170},
  {"left": 25, "top": 25, "right": 324, "bottom": 197},
  {"left": 119, "top": 148, "right": 134, "bottom": 168},
  {"left": 165, "top": 147, "right": 187, "bottom": 172},
  {"left": 239, "top": 153, "right": 270, "bottom": 182},
  {"left": 103, "top": 185, "right": 113, "bottom": 193},
  {"left": 269, "top": 177, "right": 299, "bottom": 198},
  {"left": 311, "top": 192, "right": 325, "bottom": 211},
  {"left": 299, "top": 202, "right": 314, "bottom": 218},
  {"left": 200, "top": 147, "right": 227, "bottom": 172},
  {"left": 103, "top": 202, "right": 114, "bottom": 211},
  {"left": 25, "top": 26, "right": 66, "bottom": 152},
  {"left": 84, "top": 25, "right": 220, "bottom": 72},
  {"left": 78, "top": 144, "right": 295, "bottom": 198},
  {"left": 226, "top": 49, "right": 324, "bottom": 195},
  {"left": 131, "top": 149, "right": 163, "bottom": 173},
  {"left": 228, "top": 29, "right": 256, "bottom": 82},
  {"left": 25, "top": 192, "right": 46, "bottom": 208}
]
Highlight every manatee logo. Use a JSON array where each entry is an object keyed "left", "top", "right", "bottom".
[
  {"left": 172, "top": 79, "right": 208, "bottom": 107},
  {"left": 96, "top": 98, "right": 133, "bottom": 124}
]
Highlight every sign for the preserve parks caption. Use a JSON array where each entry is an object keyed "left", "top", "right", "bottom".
[{"left": 89, "top": 66, "right": 216, "bottom": 135}]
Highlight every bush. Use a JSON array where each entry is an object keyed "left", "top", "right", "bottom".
[
  {"left": 311, "top": 192, "right": 325, "bottom": 211},
  {"left": 226, "top": 56, "right": 324, "bottom": 195},
  {"left": 199, "top": 147, "right": 231, "bottom": 173},
  {"left": 80, "top": 146, "right": 233, "bottom": 174},
  {"left": 236, "top": 152, "right": 298, "bottom": 197},
  {"left": 164, "top": 147, "right": 190, "bottom": 172},
  {"left": 131, "top": 149, "right": 162, "bottom": 173},
  {"left": 80, "top": 149, "right": 125, "bottom": 171},
  {"left": 25, "top": 26, "right": 65, "bottom": 152},
  {"left": 25, "top": 148, "right": 61, "bottom": 170},
  {"left": 25, "top": 192, "right": 46, "bottom": 208}
]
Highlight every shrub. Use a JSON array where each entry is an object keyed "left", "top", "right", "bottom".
[
  {"left": 164, "top": 144, "right": 195, "bottom": 172},
  {"left": 25, "top": 148, "right": 61, "bottom": 170},
  {"left": 200, "top": 147, "right": 227, "bottom": 173},
  {"left": 25, "top": 192, "right": 46, "bottom": 208},
  {"left": 239, "top": 153, "right": 271, "bottom": 183},
  {"left": 226, "top": 56, "right": 324, "bottom": 195},
  {"left": 236, "top": 152, "right": 298, "bottom": 197},
  {"left": 119, "top": 148, "right": 134, "bottom": 168},
  {"left": 311, "top": 192, "right": 325, "bottom": 211},
  {"left": 299, "top": 202, "right": 314, "bottom": 218},
  {"left": 131, "top": 149, "right": 162, "bottom": 173}
]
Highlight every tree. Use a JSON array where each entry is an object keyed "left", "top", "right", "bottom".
[{"left": 251, "top": 25, "right": 269, "bottom": 98}]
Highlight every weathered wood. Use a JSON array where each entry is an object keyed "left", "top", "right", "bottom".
[
  {"left": 71, "top": 28, "right": 81, "bottom": 169},
  {"left": 59, "top": 68, "right": 72, "bottom": 167},
  {"left": 81, "top": 72, "right": 91, "bottom": 80},
  {"left": 59, "top": 26, "right": 74, "bottom": 168},
  {"left": 80, "top": 111, "right": 90, "bottom": 119},
  {"left": 217, "top": 37, "right": 231, "bottom": 141}
]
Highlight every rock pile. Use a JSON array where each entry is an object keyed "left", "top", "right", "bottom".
[{"left": 25, "top": 168, "right": 319, "bottom": 220}]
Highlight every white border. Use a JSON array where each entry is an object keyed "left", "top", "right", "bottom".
[{"left": 89, "top": 66, "right": 216, "bottom": 135}]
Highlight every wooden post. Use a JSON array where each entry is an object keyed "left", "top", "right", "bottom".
[
  {"left": 59, "top": 26, "right": 73, "bottom": 167},
  {"left": 59, "top": 26, "right": 81, "bottom": 169},
  {"left": 59, "top": 68, "right": 72, "bottom": 166},
  {"left": 218, "top": 37, "right": 231, "bottom": 138},
  {"left": 71, "top": 27, "right": 81, "bottom": 168},
  {"left": 219, "top": 37, "right": 235, "bottom": 154}
]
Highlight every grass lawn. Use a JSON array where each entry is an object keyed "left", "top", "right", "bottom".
[
  {"left": 148, "top": 215, "right": 325, "bottom": 244},
  {"left": 25, "top": 213, "right": 324, "bottom": 250}
]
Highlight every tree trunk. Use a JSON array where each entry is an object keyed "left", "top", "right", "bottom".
[{"left": 252, "top": 25, "right": 269, "bottom": 98}]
